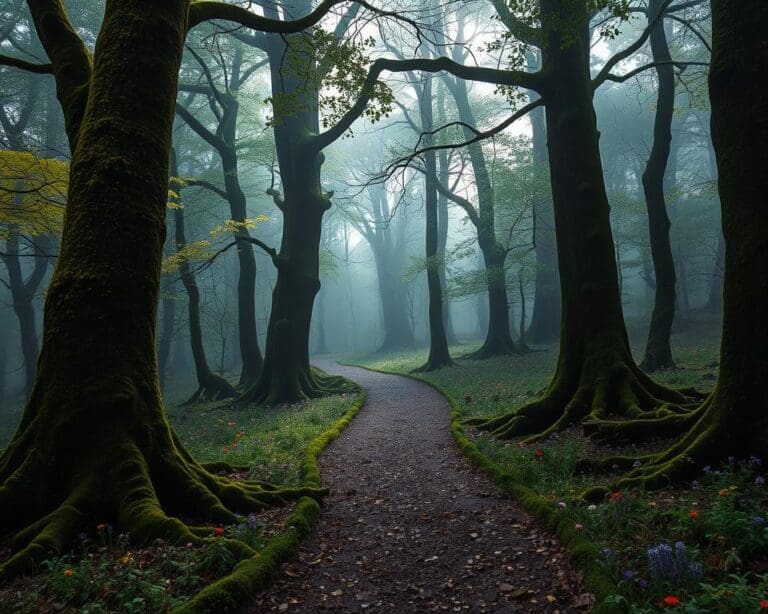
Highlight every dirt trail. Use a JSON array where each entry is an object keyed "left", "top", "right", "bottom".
[{"left": 251, "top": 363, "right": 587, "bottom": 613}]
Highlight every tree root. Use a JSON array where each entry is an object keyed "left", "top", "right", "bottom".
[
  {"left": 240, "top": 365, "right": 356, "bottom": 406},
  {"left": 181, "top": 375, "right": 239, "bottom": 406},
  {"left": 467, "top": 354, "right": 702, "bottom": 445},
  {"left": 463, "top": 337, "right": 525, "bottom": 361}
]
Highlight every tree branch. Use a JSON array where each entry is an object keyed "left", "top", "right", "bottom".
[
  {"left": 312, "top": 56, "right": 542, "bottom": 152},
  {"left": 175, "top": 101, "right": 227, "bottom": 152},
  {"left": 601, "top": 60, "right": 708, "bottom": 84},
  {"left": 0, "top": 53, "right": 52, "bottom": 73}
]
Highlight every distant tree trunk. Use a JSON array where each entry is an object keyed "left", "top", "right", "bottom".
[
  {"left": 1, "top": 232, "right": 49, "bottom": 397},
  {"left": 436, "top": 104, "right": 458, "bottom": 346},
  {"left": 445, "top": 66, "right": 520, "bottom": 358},
  {"left": 313, "top": 287, "right": 329, "bottom": 355},
  {"left": 606, "top": 0, "right": 768, "bottom": 490},
  {"left": 705, "top": 231, "right": 724, "bottom": 314},
  {"left": 414, "top": 74, "right": 454, "bottom": 372},
  {"left": 526, "top": 80, "right": 561, "bottom": 345},
  {"left": 640, "top": 2, "right": 677, "bottom": 372},
  {"left": 171, "top": 151, "right": 237, "bottom": 403},
  {"left": 158, "top": 217, "right": 177, "bottom": 390}
]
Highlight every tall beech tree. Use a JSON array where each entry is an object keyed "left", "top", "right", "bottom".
[
  {"left": 0, "top": 0, "right": 347, "bottom": 580},
  {"left": 175, "top": 42, "right": 266, "bottom": 388},
  {"left": 586, "top": 0, "right": 768, "bottom": 494}
]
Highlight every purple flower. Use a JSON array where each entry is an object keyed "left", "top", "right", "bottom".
[
  {"left": 752, "top": 515, "right": 765, "bottom": 526},
  {"left": 633, "top": 461, "right": 643, "bottom": 468},
  {"left": 78, "top": 532, "right": 89, "bottom": 542},
  {"left": 749, "top": 456, "right": 762, "bottom": 467},
  {"left": 623, "top": 570, "right": 635, "bottom": 580},
  {"left": 602, "top": 547, "right": 613, "bottom": 561},
  {"left": 638, "top": 578, "right": 649, "bottom": 590},
  {"left": 703, "top": 466, "right": 712, "bottom": 474}
]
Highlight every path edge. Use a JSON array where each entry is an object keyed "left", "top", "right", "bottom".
[
  {"left": 173, "top": 386, "right": 368, "bottom": 614},
  {"left": 348, "top": 363, "right": 618, "bottom": 614}
]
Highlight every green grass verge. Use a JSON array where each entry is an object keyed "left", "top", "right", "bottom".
[{"left": 173, "top": 388, "right": 367, "bottom": 613}]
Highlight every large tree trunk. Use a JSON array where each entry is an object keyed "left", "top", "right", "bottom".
[
  {"left": 640, "top": 2, "right": 677, "bottom": 372},
  {"left": 473, "top": 1, "right": 695, "bottom": 442},
  {"left": 600, "top": 0, "right": 768, "bottom": 492},
  {"left": 374, "top": 251, "right": 415, "bottom": 352},
  {"left": 0, "top": 1, "right": 310, "bottom": 581},
  {"left": 526, "top": 103, "right": 561, "bottom": 344}
]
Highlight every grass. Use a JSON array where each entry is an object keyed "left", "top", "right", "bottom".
[
  {"left": 0, "top": 382, "right": 362, "bottom": 613},
  {"left": 357, "top": 321, "right": 768, "bottom": 612}
]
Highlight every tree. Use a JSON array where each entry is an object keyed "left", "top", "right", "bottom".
[
  {"left": 175, "top": 41, "right": 266, "bottom": 388},
  {"left": 586, "top": 0, "right": 768, "bottom": 493},
  {"left": 0, "top": 0, "right": 344, "bottom": 580},
  {"left": 166, "top": 149, "right": 238, "bottom": 403}
]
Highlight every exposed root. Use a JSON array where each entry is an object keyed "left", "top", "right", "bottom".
[
  {"left": 240, "top": 365, "right": 356, "bottom": 407},
  {"left": 469, "top": 350, "right": 702, "bottom": 446},
  {"left": 181, "top": 375, "right": 239, "bottom": 406},
  {"left": 463, "top": 337, "right": 524, "bottom": 361}
]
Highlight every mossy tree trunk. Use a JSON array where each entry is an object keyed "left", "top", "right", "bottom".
[
  {"left": 640, "top": 2, "right": 677, "bottom": 372},
  {"left": 0, "top": 0, "right": 330, "bottom": 580},
  {"left": 587, "top": 0, "right": 768, "bottom": 494},
  {"left": 471, "top": 1, "right": 696, "bottom": 442}
]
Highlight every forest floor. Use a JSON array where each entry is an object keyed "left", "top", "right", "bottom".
[
  {"left": 356, "top": 320, "right": 768, "bottom": 612},
  {"left": 252, "top": 362, "right": 588, "bottom": 613}
]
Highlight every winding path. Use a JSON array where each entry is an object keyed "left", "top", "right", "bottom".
[{"left": 252, "top": 363, "right": 586, "bottom": 613}]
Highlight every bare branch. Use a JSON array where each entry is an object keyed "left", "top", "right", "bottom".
[{"left": 0, "top": 53, "right": 52, "bottom": 73}]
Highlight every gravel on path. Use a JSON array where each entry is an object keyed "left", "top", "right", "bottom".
[{"left": 251, "top": 363, "right": 590, "bottom": 613}]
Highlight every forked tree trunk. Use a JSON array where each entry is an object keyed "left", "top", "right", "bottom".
[{"left": 640, "top": 2, "right": 677, "bottom": 372}]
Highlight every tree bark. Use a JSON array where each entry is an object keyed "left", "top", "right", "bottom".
[
  {"left": 0, "top": 1, "right": 317, "bottom": 581},
  {"left": 597, "top": 0, "right": 768, "bottom": 492},
  {"left": 640, "top": 2, "right": 677, "bottom": 372}
]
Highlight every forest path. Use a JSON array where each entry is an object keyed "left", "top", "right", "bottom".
[{"left": 251, "top": 363, "right": 586, "bottom": 613}]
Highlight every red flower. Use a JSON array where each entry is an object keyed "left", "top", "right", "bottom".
[
  {"left": 214, "top": 527, "right": 225, "bottom": 537},
  {"left": 223, "top": 446, "right": 229, "bottom": 454},
  {"left": 760, "top": 600, "right": 768, "bottom": 610},
  {"left": 689, "top": 510, "right": 699, "bottom": 519},
  {"left": 534, "top": 448, "right": 545, "bottom": 459},
  {"left": 662, "top": 595, "right": 681, "bottom": 607},
  {"left": 610, "top": 491, "right": 623, "bottom": 502}
]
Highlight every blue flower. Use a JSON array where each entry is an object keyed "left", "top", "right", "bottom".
[
  {"left": 752, "top": 515, "right": 765, "bottom": 526},
  {"left": 755, "top": 476, "right": 766, "bottom": 487},
  {"left": 703, "top": 466, "right": 712, "bottom": 474},
  {"left": 623, "top": 570, "right": 635, "bottom": 580},
  {"left": 633, "top": 461, "right": 643, "bottom": 468}
]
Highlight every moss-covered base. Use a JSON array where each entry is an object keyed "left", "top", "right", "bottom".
[
  {"left": 463, "top": 335, "right": 526, "bottom": 361},
  {"left": 183, "top": 374, "right": 239, "bottom": 405},
  {"left": 466, "top": 342, "right": 702, "bottom": 444},
  {"left": 240, "top": 365, "right": 356, "bottom": 407}
]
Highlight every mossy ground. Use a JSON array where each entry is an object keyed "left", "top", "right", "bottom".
[
  {"left": 359, "top": 320, "right": 768, "bottom": 612},
  {"left": 0, "top": 385, "right": 360, "bottom": 613}
]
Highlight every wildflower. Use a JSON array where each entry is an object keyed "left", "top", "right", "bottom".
[
  {"left": 535, "top": 448, "right": 545, "bottom": 459},
  {"left": 689, "top": 510, "right": 699, "bottom": 519},
  {"left": 756, "top": 476, "right": 766, "bottom": 487},
  {"left": 703, "top": 466, "right": 712, "bottom": 473},
  {"left": 719, "top": 486, "right": 736, "bottom": 497},
  {"left": 574, "top": 523, "right": 583, "bottom": 531},
  {"left": 223, "top": 446, "right": 229, "bottom": 454},
  {"left": 602, "top": 547, "right": 613, "bottom": 561},
  {"left": 557, "top": 501, "right": 567, "bottom": 508},
  {"left": 587, "top": 504, "right": 597, "bottom": 512},
  {"left": 633, "top": 460, "right": 643, "bottom": 468},
  {"left": 185, "top": 542, "right": 194, "bottom": 549},
  {"left": 610, "top": 491, "right": 623, "bottom": 502},
  {"left": 662, "top": 595, "right": 681, "bottom": 607},
  {"left": 752, "top": 516, "right": 765, "bottom": 526},
  {"left": 78, "top": 532, "right": 89, "bottom": 542},
  {"left": 96, "top": 523, "right": 107, "bottom": 531},
  {"left": 623, "top": 570, "right": 635, "bottom": 580},
  {"left": 120, "top": 554, "right": 133, "bottom": 565},
  {"left": 648, "top": 501, "right": 657, "bottom": 507},
  {"left": 760, "top": 599, "right": 768, "bottom": 610},
  {"left": 638, "top": 578, "right": 649, "bottom": 590},
  {"left": 749, "top": 456, "right": 762, "bottom": 466},
  {"left": 214, "top": 527, "right": 225, "bottom": 537},
  {"left": 691, "top": 480, "right": 700, "bottom": 490},
  {"left": 63, "top": 569, "right": 75, "bottom": 577}
]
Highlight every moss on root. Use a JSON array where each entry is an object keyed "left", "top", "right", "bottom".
[{"left": 353, "top": 364, "right": 618, "bottom": 613}]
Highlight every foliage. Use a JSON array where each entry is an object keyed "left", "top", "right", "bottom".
[{"left": 0, "top": 149, "right": 67, "bottom": 238}]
